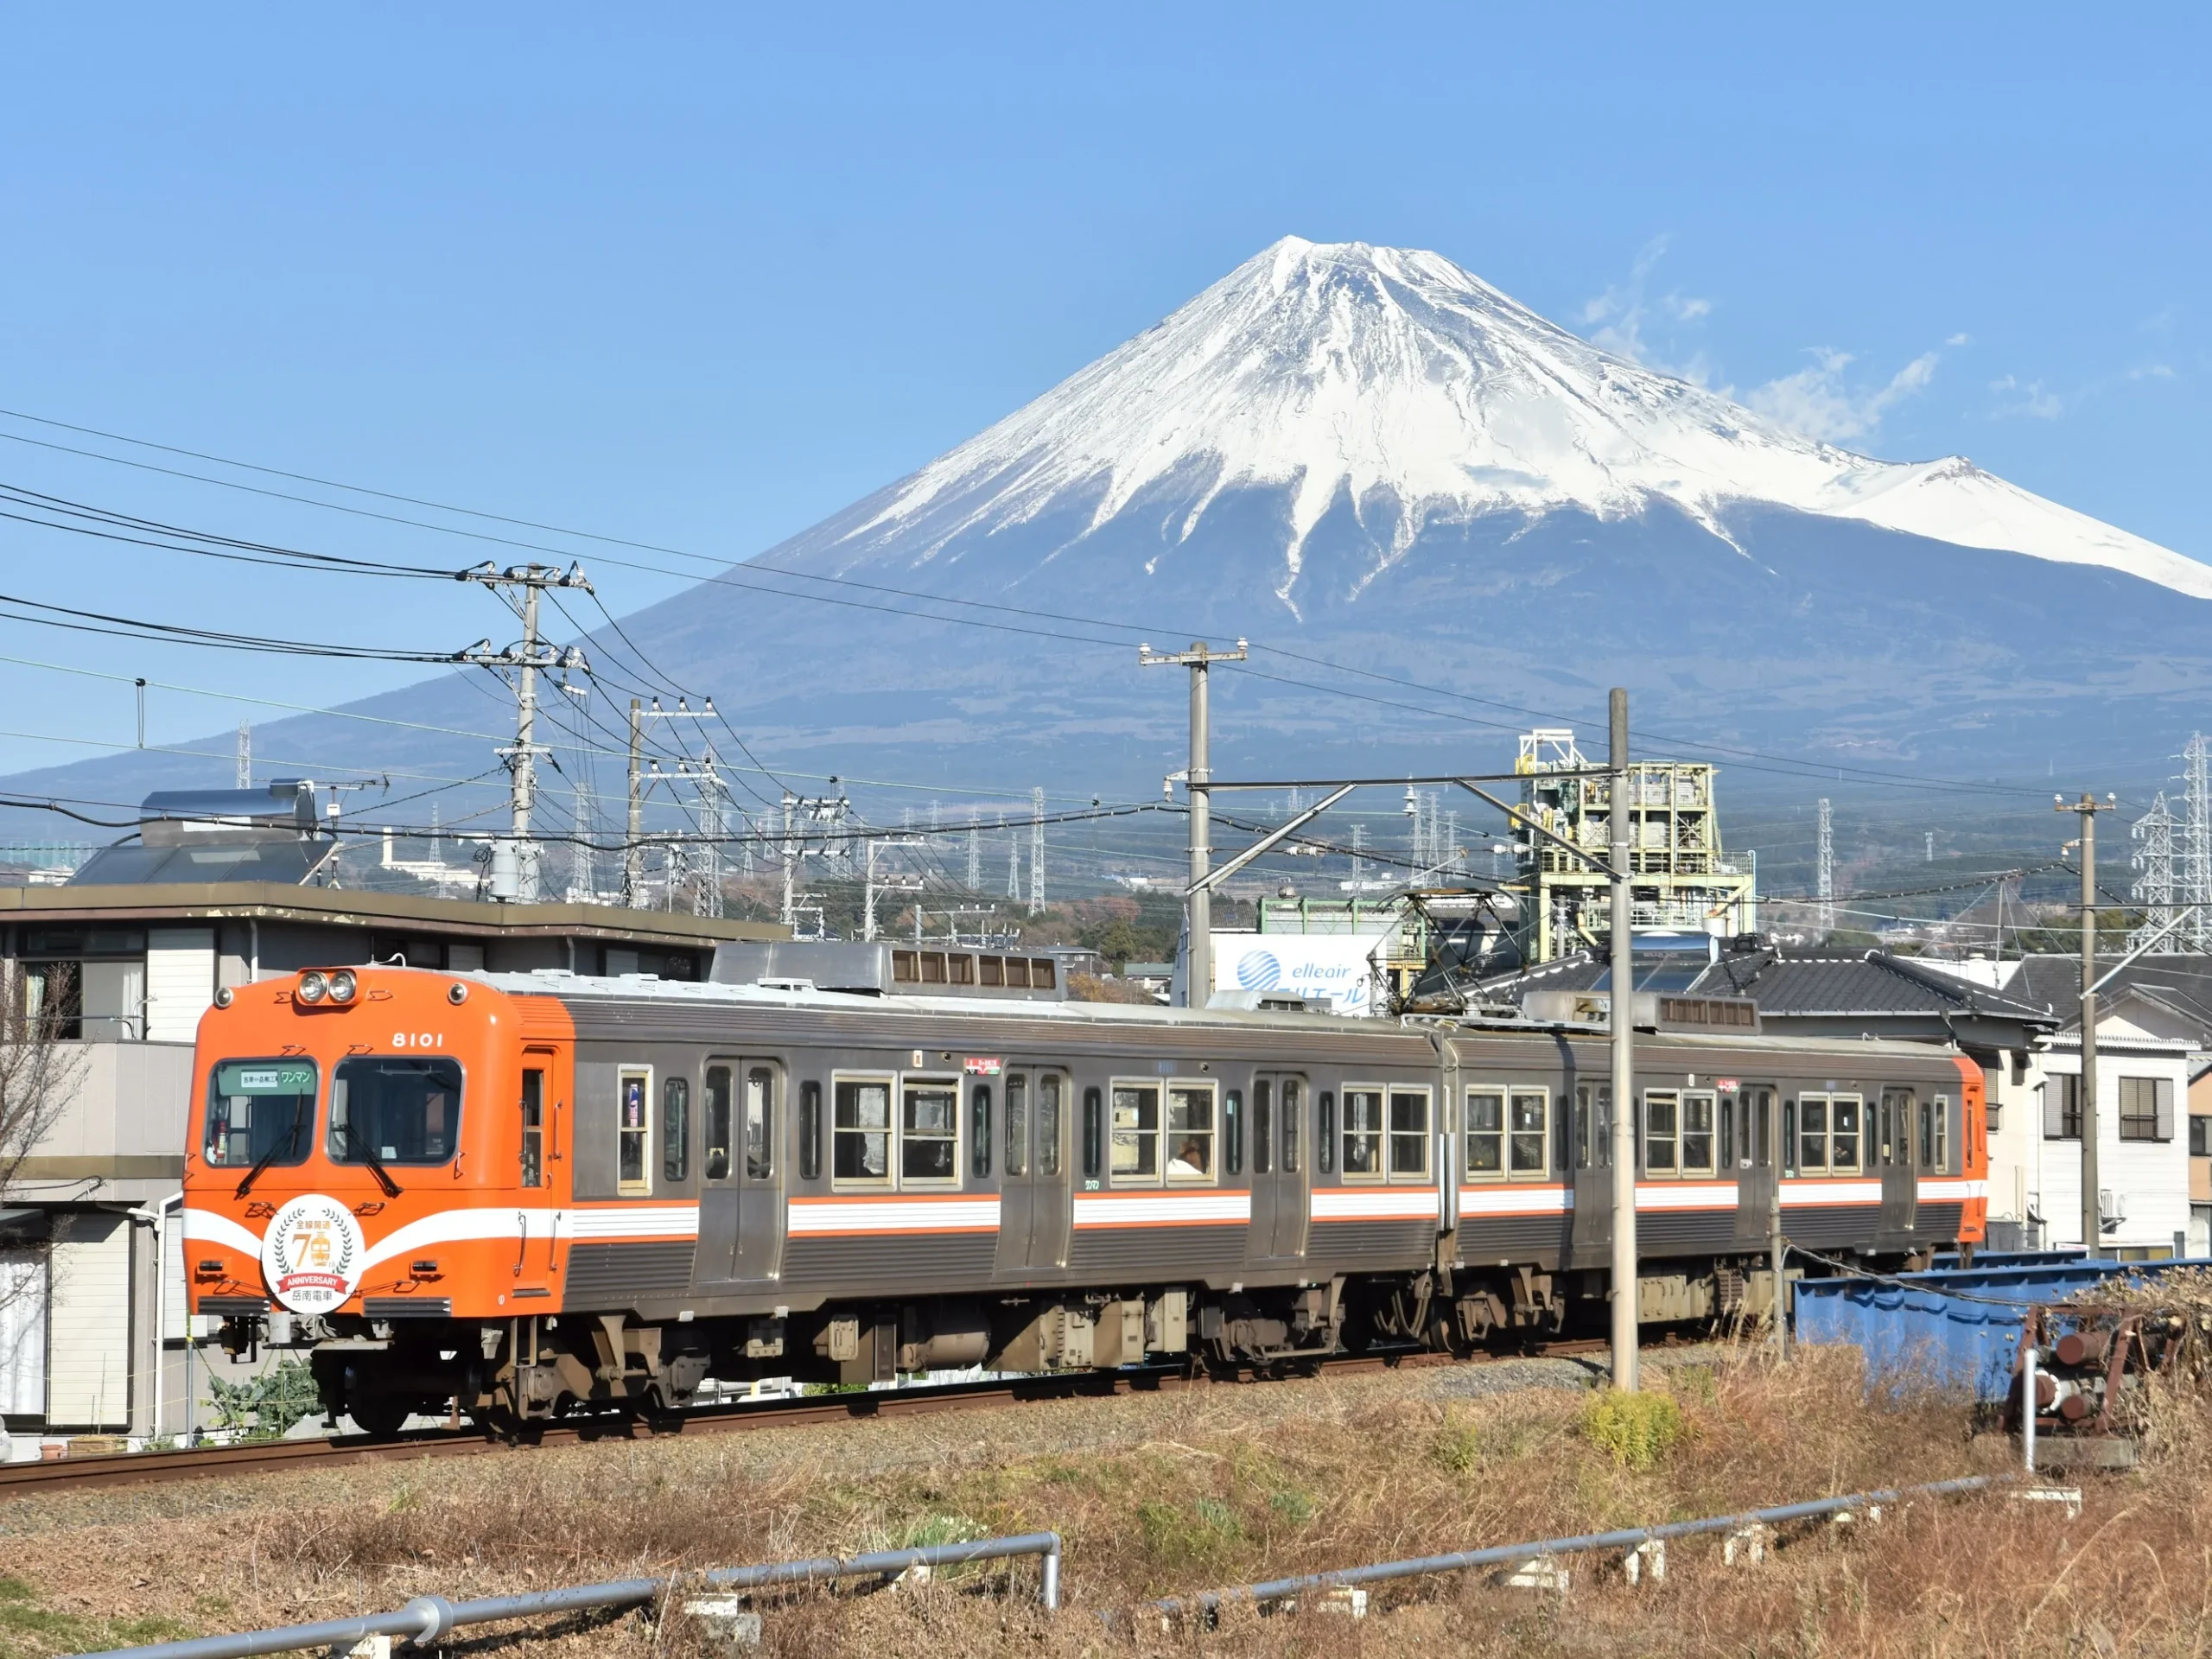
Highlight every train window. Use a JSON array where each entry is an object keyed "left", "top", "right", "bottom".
[
  {"left": 1510, "top": 1089, "right": 1548, "bottom": 1177},
  {"left": 1082, "top": 1086, "right": 1102, "bottom": 1180},
  {"left": 331, "top": 1056, "right": 464, "bottom": 1171},
  {"left": 1389, "top": 1089, "right": 1430, "bottom": 1180},
  {"left": 1318, "top": 1091, "right": 1336, "bottom": 1176},
  {"left": 519, "top": 1067, "right": 544, "bottom": 1187},
  {"left": 971, "top": 1084, "right": 993, "bottom": 1179},
  {"left": 1039, "top": 1073, "right": 1065, "bottom": 1178},
  {"left": 1681, "top": 1092, "right": 1715, "bottom": 1175},
  {"left": 1573, "top": 1084, "right": 1611, "bottom": 1169},
  {"left": 832, "top": 1077, "right": 893, "bottom": 1186},
  {"left": 1719, "top": 1090, "right": 1737, "bottom": 1168},
  {"left": 663, "top": 1077, "right": 690, "bottom": 1184},
  {"left": 703, "top": 1066, "right": 734, "bottom": 1180},
  {"left": 1923, "top": 1094, "right": 1949, "bottom": 1172},
  {"left": 614, "top": 1067, "right": 652, "bottom": 1195},
  {"left": 901, "top": 1077, "right": 959, "bottom": 1185},
  {"left": 1166, "top": 1083, "right": 1216, "bottom": 1184},
  {"left": 1796, "top": 1095, "right": 1829, "bottom": 1174},
  {"left": 1643, "top": 1090, "right": 1679, "bottom": 1173},
  {"left": 1003, "top": 1077, "right": 1027, "bottom": 1177},
  {"left": 1110, "top": 1082, "right": 1162, "bottom": 1184},
  {"left": 1830, "top": 1096, "right": 1861, "bottom": 1173},
  {"left": 798, "top": 1080, "right": 823, "bottom": 1180},
  {"left": 1465, "top": 1087, "right": 1503, "bottom": 1178},
  {"left": 1253, "top": 1080, "right": 1272, "bottom": 1175},
  {"left": 1281, "top": 1080, "right": 1301, "bottom": 1173},
  {"left": 745, "top": 1066, "right": 776, "bottom": 1180},
  {"left": 1224, "top": 1089, "right": 1243, "bottom": 1176},
  {"left": 1341, "top": 1088, "right": 1382, "bottom": 1179},
  {"left": 204, "top": 1058, "right": 317, "bottom": 1170}
]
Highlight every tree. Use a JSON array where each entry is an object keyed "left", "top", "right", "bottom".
[{"left": 1, "top": 963, "right": 88, "bottom": 1325}]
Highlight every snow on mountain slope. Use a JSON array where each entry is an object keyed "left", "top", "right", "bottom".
[{"left": 831, "top": 237, "right": 2212, "bottom": 602}]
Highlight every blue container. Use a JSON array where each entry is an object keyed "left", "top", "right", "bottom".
[
  {"left": 1929, "top": 1249, "right": 2088, "bottom": 1270},
  {"left": 1794, "top": 1257, "right": 2212, "bottom": 1402}
]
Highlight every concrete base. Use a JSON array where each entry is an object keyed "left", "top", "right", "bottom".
[{"left": 2018, "top": 1434, "right": 2139, "bottom": 1472}]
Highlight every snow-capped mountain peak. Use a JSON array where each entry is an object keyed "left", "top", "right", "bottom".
[{"left": 836, "top": 237, "right": 2211, "bottom": 602}]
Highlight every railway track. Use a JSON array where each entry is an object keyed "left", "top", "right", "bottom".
[{"left": 0, "top": 1339, "right": 1615, "bottom": 1500}]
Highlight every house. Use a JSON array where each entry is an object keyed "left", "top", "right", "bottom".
[{"left": 0, "top": 786, "right": 785, "bottom": 1450}]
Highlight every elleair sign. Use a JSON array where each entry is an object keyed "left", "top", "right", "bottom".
[{"left": 1208, "top": 931, "right": 1384, "bottom": 1015}]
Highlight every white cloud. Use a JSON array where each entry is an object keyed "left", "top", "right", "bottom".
[
  {"left": 2128, "top": 362, "right": 2176, "bottom": 380},
  {"left": 1746, "top": 347, "right": 1942, "bottom": 442},
  {"left": 1946, "top": 332, "right": 1973, "bottom": 346},
  {"left": 1989, "top": 374, "right": 2064, "bottom": 420},
  {"left": 1581, "top": 236, "right": 1716, "bottom": 384}
]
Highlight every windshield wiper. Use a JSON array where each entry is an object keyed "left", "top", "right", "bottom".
[
  {"left": 338, "top": 1116, "right": 403, "bottom": 1198},
  {"left": 234, "top": 1098, "right": 306, "bottom": 1201}
]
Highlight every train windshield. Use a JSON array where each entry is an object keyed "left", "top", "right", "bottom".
[
  {"left": 328, "top": 1057, "right": 464, "bottom": 1166},
  {"left": 203, "top": 1058, "right": 319, "bottom": 1168}
]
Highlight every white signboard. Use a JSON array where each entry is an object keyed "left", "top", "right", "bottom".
[{"left": 1211, "top": 931, "right": 1384, "bottom": 1016}]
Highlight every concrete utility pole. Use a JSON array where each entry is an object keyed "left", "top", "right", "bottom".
[
  {"left": 2059, "top": 791, "right": 2116, "bottom": 1253},
  {"left": 1608, "top": 688, "right": 1639, "bottom": 1393},
  {"left": 460, "top": 562, "right": 593, "bottom": 902},
  {"left": 1141, "top": 639, "right": 1248, "bottom": 1006}
]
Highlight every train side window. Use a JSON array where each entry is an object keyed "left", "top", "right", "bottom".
[
  {"left": 1510, "top": 1089, "right": 1549, "bottom": 1178},
  {"left": 1924, "top": 1094, "right": 1948, "bottom": 1173},
  {"left": 1082, "top": 1086, "right": 1103, "bottom": 1180},
  {"left": 744, "top": 1065, "right": 776, "bottom": 1181},
  {"left": 1223, "top": 1088, "right": 1243, "bottom": 1176},
  {"left": 1253, "top": 1080, "right": 1272, "bottom": 1175},
  {"left": 1166, "top": 1082, "right": 1215, "bottom": 1184},
  {"left": 703, "top": 1065, "right": 733, "bottom": 1180},
  {"left": 1750, "top": 1086, "right": 1773, "bottom": 1166},
  {"left": 617, "top": 1067, "right": 652, "bottom": 1197},
  {"left": 1681, "top": 1091, "right": 1714, "bottom": 1175},
  {"left": 662, "top": 1076, "right": 690, "bottom": 1184},
  {"left": 1797, "top": 1094, "right": 1829, "bottom": 1174},
  {"left": 1038, "top": 1073, "right": 1065, "bottom": 1179},
  {"left": 1389, "top": 1088, "right": 1430, "bottom": 1180},
  {"left": 1317, "top": 1091, "right": 1336, "bottom": 1176},
  {"left": 1830, "top": 1095, "right": 1861, "bottom": 1173},
  {"left": 1465, "top": 1087, "right": 1504, "bottom": 1178},
  {"left": 831, "top": 1076, "right": 893, "bottom": 1187},
  {"left": 1111, "top": 1082, "right": 1162, "bottom": 1185},
  {"left": 1573, "top": 1084, "right": 1611, "bottom": 1169},
  {"left": 1879, "top": 1087, "right": 1913, "bottom": 1166},
  {"left": 1002, "top": 1076, "right": 1027, "bottom": 1177},
  {"left": 1643, "top": 1090, "right": 1679, "bottom": 1173},
  {"left": 1281, "top": 1080, "right": 1302, "bottom": 1173},
  {"left": 798, "top": 1079, "right": 822, "bottom": 1181},
  {"left": 520, "top": 1067, "right": 544, "bottom": 1187},
  {"left": 1341, "top": 1087, "right": 1382, "bottom": 1179},
  {"left": 901, "top": 1077, "right": 960, "bottom": 1186},
  {"left": 1719, "top": 1090, "right": 1737, "bottom": 1168},
  {"left": 1783, "top": 1096, "right": 1799, "bottom": 1176},
  {"left": 971, "top": 1084, "right": 993, "bottom": 1179}
]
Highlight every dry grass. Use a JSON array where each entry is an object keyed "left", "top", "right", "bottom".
[{"left": 4, "top": 1348, "right": 2210, "bottom": 1656}]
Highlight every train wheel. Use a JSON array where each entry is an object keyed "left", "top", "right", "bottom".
[{"left": 346, "top": 1396, "right": 410, "bottom": 1440}]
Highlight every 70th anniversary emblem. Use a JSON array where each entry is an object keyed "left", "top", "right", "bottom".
[{"left": 259, "top": 1193, "right": 366, "bottom": 1315}]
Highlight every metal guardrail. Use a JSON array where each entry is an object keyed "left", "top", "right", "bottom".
[
  {"left": 78, "top": 1532, "right": 1063, "bottom": 1659},
  {"left": 1150, "top": 1477, "right": 2000, "bottom": 1617}
]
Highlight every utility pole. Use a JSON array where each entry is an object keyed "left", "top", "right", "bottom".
[
  {"left": 459, "top": 562, "right": 593, "bottom": 902},
  {"left": 1141, "top": 639, "right": 1247, "bottom": 1006},
  {"left": 235, "top": 721, "right": 251, "bottom": 788},
  {"left": 863, "top": 834, "right": 925, "bottom": 941},
  {"left": 2059, "top": 791, "right": 2116, "bottom": 1254},
  {"left": 1608, "top": 688, "right": 1638, "bottom": 1393}
]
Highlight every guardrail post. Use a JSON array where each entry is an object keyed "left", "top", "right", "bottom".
[{"left": 1624, "top": 1539, "right": 1664, "bottom": 1585}]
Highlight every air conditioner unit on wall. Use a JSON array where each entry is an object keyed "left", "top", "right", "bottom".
[{"left": 2100, "top": 1188, "right": 2126, "bottom": 1224}]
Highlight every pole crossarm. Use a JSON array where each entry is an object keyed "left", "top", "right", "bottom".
[
  {"left": 1187, "top": 784, "right": 1355, "bottom": 896},
  {"left": 2087, "top": 900, "right": 2207, "bottom": 995},
  {"left": 1454, "top": 780, "right": 1623, "bottom": 882},
  {"left": 1210, "top": 767, "right": 1615, "bottom": 791}
]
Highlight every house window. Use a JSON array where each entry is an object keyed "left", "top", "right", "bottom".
[
  {"left": 2045, "top": 1074, "right": 2082, "bottom": 1141},
  {"left": 901, "top": 1077, "right": 960, "bottom": 1185},
  {"left": 2119, "top": 1077, "right": 2173, "bottom": 1142},
  {"left": 1465, "top": 1088, "right": 1503, "bottom": 1178},
  {"left": 2192, "top": 1115, "right": 2211, "bottom": 1158},
  {"left": 1110, "top": 1082, "right": 1161, "bottom": 1183},
  {"left": 832, "top": 1077, "right": 893, "bottom": 1185},
  {"left": 1388, "top": 1088, "right": 1430, "bottom": 1180},
  {"left": 1343, "top": 1088, "right": 1383, "bottom": 1179},
  {"left": 1166, "top": 1082, "right": 1216, "bottom": 1183}
]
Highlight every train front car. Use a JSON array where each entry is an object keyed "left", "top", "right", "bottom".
[{"left": 182, "top": 965, "right": 569, "bottom": 1436}]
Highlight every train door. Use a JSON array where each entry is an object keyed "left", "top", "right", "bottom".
[
  {"left": 1730, "top": 1084, "right": 1778, "bottom": 1247},
  {"left": 1876, "top": 1085, "right": 1918, "bottom": 1242},
  {"left": 697, "top": 1058, "right": 786, "bottom": 1286},
  {"left": 1568, "top": 1081, "right": 1613, "bottom": 1266},
  {"left": 1247, "top": 1073, "right": 1310, "bottom": 1264},
  {"left": 519, "top": 1046, "right": 568, "bottom": 1290},
  {"left": 993, "top": 1069, "right": 1071, "bottom": 1274}
]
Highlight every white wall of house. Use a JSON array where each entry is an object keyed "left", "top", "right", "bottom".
[
  {"left": 145, "top": 927, "right": 216, "bottom": 1044},
  {"left": 2007, "top": 1020, "right": 2194, "bottom": 1254}
]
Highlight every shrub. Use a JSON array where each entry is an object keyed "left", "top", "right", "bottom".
[
  {"left": 1579, "top": 1389, "right": 1685, "bottom": 1470},
  {"left": 1433, "top": 1414, "right": 1484, "bottom": 1474}
]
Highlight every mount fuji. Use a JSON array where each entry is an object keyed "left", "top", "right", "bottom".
[{"left": 5, "top": 237, "right": 2209, "bottom": 823}]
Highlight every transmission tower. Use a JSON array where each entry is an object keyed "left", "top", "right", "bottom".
[
  {"left": 966, "top": 824, "right": 981, "bottom": 890},
  {"left": 2184, "top": 734, "right": 2211, "bottom": 951},
  {"left": 235, "top": 722, "right": 251, "bottom": 788},
  {"left": 1815, "top": 798, "right": 1834, "bottom": 938},
  {"left": 2131, "top": 791, "right": 2179, "bottom": 952},
  {"left": 1027, "top": 786, "right": 1046, "bottom": 914}
]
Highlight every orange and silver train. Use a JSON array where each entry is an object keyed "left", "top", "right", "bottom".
[{"left": 181, "top": 943, "right": 1985, "bottom": 1433}]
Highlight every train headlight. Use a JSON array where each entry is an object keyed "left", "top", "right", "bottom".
[
  {"left": 213, "top": 986, "right": 233, "bottom": 1009},
  {"left": 297, "top": 970, "right": 328, "bottom": 1005},
  {"left": 327, "top": 969, "right": 359, "bottom": 1004},
  {"left": 448, "top": 982, "right": 469, "bottom": 1005}
]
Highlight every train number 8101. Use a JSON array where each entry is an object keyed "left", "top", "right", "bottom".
[{"left": 391, "top": 1032, "right": 448, "bottom": 1049}]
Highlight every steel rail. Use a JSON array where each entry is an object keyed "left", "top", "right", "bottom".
[
  {"left": 1151, "top": 1475, "right": 2004, "bottom": 1616},
  {"left": 74, "top": 1531, "right": 1063, "bottom": 1659}
]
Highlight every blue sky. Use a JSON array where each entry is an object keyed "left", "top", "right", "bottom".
[{"left": 0, "top": 3, "right": 2204, "bottom": 791}]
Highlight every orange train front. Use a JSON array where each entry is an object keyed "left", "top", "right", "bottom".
[{"left": 184, "top": 955, "right": 1986, "bottom": 1434}]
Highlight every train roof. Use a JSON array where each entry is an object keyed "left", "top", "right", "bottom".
[{"left": 469, "top": 967, "right": 1965, "bottom": 1065}]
